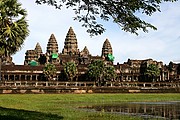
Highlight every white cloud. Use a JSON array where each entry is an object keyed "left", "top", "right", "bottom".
[{"left": 13, "top": 0, "right": 180, "bottom": 65}]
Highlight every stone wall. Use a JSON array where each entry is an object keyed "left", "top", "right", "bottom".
[{"left": 0, "top": 81, "right": 179, "bottom": 94}]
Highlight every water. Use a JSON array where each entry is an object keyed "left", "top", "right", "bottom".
[{"left": 81, "top": 101, "right": 180, "bottom": 119}]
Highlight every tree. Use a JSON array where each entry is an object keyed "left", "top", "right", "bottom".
[
  {"left": 35, "top": 0, "right": 177, "bottom": 36},
  {"left": 63, "top": 62, "right": 77, "bottom": 81},
  {"left": 0, "top": 0, "right": 29, "bottom": 81},
  {"left": 87, "top": 60, "right": 116, "bottom": 86},
  {"left": 0, "top": 0, "right": 29, "bottom": 59},
  {"left": 145, "top": 64, "right": 160, "bottom": 82},
  {"left": 87, "top": 60, "right": 105, "bottom": 82},
  {"left": 104, "top": 65, "right": 117, "bottom": 81},
  {"left": 43, "top": 64, "right": 57, "bottom": 81}
]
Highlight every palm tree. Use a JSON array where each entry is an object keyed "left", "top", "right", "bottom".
[
  {"left": 0, "top": 0, "right": 29, "bottom": 60},
  {"left": 0, "top": 48, "right": 5, "bottom": 80},
  {"left": 43, "top": 64, "right": 57, "bottom": 81},
  {"left": 63, "top": 62, "right": 77, "bottom": 81},
  {"left": 145, "top": 64, "right": 160, "bottom": 82},
  {"left": 0, "top": 0, "right": 29, "bottom": 80}
]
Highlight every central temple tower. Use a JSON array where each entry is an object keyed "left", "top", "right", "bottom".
[
  {"left": 46, "top": 34, "right": 59, "bottom": 64},
  {"left": 101, "top": 38, "right": 113, "bottom": 57},
  {"left": 62, "top": 27, "right": 79, "bottom": 55}
]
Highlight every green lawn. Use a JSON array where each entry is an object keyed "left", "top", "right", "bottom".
[{"left": 0, "top": 93, "right": 179, "bottom": 120}]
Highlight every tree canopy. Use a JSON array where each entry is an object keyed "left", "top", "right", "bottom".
[
  {"left": 0, "top": 0, "right": 29, "bottom": 57},
  {"left": 145, "top": 64, "right": 160, "bottom": 82},
  {"left": 87, "top": 60, "right": 105, "bottom": 81},
  {"left": 63, "top": 62, "right": 77, "bottom": 81},
  {"left": 103, "top": 65, "right": 117, "bottom": 81},
  {"left": 87, "top": 60, "right": 116, "bottom": 83},
  {"left": 35, "top": 0, "right": 177, "bottom": 36},
  {"left": 43, "top": 63, "right": 57, "bottom": 81}
]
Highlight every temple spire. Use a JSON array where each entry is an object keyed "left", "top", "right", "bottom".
[
  {"left": 46, "top": 33, "right": 58, "bottom": 55},
  {"left": 101, "top": 38, "right": 113, "bottom": 57},
  {"left": 62, "top": 27, "right": 78, "bottom": 55},
  {"left": 35, "top": 42, "right": 42, "bottom": 57},
  {"left": 81, "top": 46, "right": 90, "bottom": 55}
]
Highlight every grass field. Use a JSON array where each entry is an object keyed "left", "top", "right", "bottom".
[{"left": 0, "top": 93, "right": 179, "bottom": 120}]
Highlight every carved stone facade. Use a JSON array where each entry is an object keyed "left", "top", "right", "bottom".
[
  {"left": 115, "top": 59, "right": 166, "bottom": 82},
  {"left": 1, "top": 27, "right": 180, "bottom": 82},
  {"left": 24, "top": 27, "right": 109, "bottom": 65}
]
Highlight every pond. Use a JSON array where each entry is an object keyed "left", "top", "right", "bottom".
[{"left": 80, "top": 101, "right": 180, "bottom": 119}]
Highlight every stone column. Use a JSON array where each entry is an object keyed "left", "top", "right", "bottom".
[
  {"left": 120, "top": 75, "right": 123, "bottom": 81},
  {"left": 46, "top": 81, "right": 48, "bottom": 86},
  {"left": 19, "top": 75, "right": 21, "bottom": 81},
  {"left": 162, "top": 72, "right": 164, "bottom": 81},
  {"left": 126, "top": 76, "right": 128, "bottom": 81},
  {"left": 7, "top": 75, "right": 9, "bottom": 81},
  {"left": 25, "top": 75, "right": 27, "bottom": 81},
  {"left": 167, "top": 72, "right": 169, "bottom": 80},
  {"left": 66, "top": 82, "right": 68, "bottom": 86},
  {"left": 35, "top": 82, "right": 38, "bottom": 87},
  {"left": 111, "top": 82, "right": 113, "bottom": 87},
  {"left": 2, "top": 75, "right": 4, "bottom": 80},
  {"left": 30, "top": 75, "right": 32, "bottom": 81},
  {"left": 132, "top": 75, "right": 134, "bottom": 81},
  {"left": 35, "top": 75, "right": 38, "bottom": 81}
]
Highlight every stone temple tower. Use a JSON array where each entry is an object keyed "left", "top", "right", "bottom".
[
  {"left": 46, "top": 34, "right": 58, "bottom": 55},
  {"left": 24, "top": 50, "right": 38, "bottom": 65},
  {"left": 46, "top": 34, "right": 59, "bottom": 64},
  {"left": 35, "top": 42, "right": 42, "bottom": 58},
  {"left": 62, "top": 27, "right": 79, "bottom": 55},
  {"left": 81, "top": 46, "right": 90, "bottom": 56},
  {"left": 101, "top": 38, "right": 113, "bottom": 57}
]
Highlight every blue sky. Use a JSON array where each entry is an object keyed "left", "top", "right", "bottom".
[{"left": 13, "top": 0, "right": 180, "bottom": 65}]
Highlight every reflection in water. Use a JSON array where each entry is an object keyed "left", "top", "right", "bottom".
[{"left": 81, "top": 101, "right": 180, "bottom": 119}]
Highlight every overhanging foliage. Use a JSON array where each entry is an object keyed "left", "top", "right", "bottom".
[{"left": 35, "top": 0, "right": 177, "bottom": 36}]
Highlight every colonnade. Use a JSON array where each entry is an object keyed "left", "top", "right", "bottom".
[{"left": 1, "top": 74, "right": 39, "bottom": 81}]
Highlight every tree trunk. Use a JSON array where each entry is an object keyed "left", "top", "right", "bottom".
[{"left": 0, "top": 57, "right": 1, "bottom": 81}]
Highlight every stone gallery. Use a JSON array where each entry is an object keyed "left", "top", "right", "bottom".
[{"left": 1, "top": 27, "right": 180, "bottom": 83}]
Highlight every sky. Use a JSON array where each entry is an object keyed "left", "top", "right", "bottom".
[{"left": 13, "top": 0, "right": 180, "bottom": 65}]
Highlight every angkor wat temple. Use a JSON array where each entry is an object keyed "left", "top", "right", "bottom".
[{"left": 1, "top": 27, "right": 180, "bottom": 83}]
